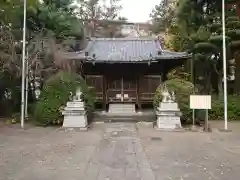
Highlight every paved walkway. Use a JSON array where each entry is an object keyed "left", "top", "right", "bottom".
[
  {"left": 0, "top": 122, "right": 240, "bottom": 180},
  {"left": 0, "top": 123, "right": 154, "bottom": 180},
  {"left": 82, "top": 123, "right": 154, "bottom": 180}
]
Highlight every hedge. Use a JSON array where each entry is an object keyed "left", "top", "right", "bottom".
[
  {"left": 34, "top": 71, "right": 95, "bottom": 126},
  {"left": 209, "top": 95, "right": 240, "bottom": 121}
]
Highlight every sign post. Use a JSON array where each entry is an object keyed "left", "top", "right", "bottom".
[
  {"left": 192, "top": 109, "right": 195, "bottom": 127},
  {"left": 190, "top": 95, "right": 211, "bottom": 131}
]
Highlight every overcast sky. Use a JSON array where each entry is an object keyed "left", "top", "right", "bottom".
[{"left": 119, "top": 0, "right": 160, "bottom": 22}]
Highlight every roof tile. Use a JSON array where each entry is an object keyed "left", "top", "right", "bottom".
[{"left": 64, "top": 38, "right": 189, "bottom": 62}]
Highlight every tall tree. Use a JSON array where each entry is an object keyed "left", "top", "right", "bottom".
[
  {"left": 27, "top": 0, "right": 83, "bottom": 40},
  {"left": 192, "top": 1, "right": 240, "bottom": 95},
  {"left": 169, "top": 0, "right": 240, "bottom": 94},
  {"left": 77, "top": 0, "right": 122, "bottom": 37},
  {"left": 0, "top": 0, "right": 85, "bottom": 79},
  {"left": 150, "top": 0, "right": 240, "bottom": 95},
  {"left": 150, "top": 0, "right": 177, "bottom": 34}
]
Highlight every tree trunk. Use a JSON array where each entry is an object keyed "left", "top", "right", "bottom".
[
  {"left": 218, "top": 75, "right": 223, "bottom": 98},
  {"left": 204, "top": 71, "right": 212, "bottom": 94}
]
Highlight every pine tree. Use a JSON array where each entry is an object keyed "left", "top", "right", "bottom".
[{"left": 192, "top": 1, "right": 240, "bottom": 94}]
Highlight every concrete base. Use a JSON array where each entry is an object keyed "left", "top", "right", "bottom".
[
  {"left": 218, "top": 129, "right": 232, "bottom": 132},
  {"left": 63, "top": 127, "right": 88, "bottom": 132},
  {"left": 58, "top": 126, "right": 88, "bottom": 132},
  {"left": 62, "top": 115, "right": 88, "bottom": 129},
  {"left": 156, "top": 116, "right": 182, "bottom": 130},
  {"left": 156, "top": 102, "right": 182, "bottom": 130},
  {"left": 155, "top": 126, "right": 184, "bottom": 132},
  {"left": 93, "top": 110, "right": 155, "bottom": 122},
  {"left": 188, "top": 125, "right": 199, "bottom": 132}
]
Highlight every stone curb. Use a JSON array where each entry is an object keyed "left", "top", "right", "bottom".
[
  {"left": 154, "top": 127, "right": 185, "bottom": 132},
  {"left": 56, "top": 126, "right": 89, "bottom": 132}
]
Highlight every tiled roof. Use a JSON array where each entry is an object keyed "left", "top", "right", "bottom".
[{"left": 64, "top": 38, "right": 189, "bottom": 62}]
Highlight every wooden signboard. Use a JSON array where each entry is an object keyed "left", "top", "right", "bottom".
[{"left": 190, "top": 95, "right": 211, "bottom": 110}]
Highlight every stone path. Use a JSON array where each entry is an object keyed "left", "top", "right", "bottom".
[{"left": 81, "top": 123, "right": 155, "bottom": 180}]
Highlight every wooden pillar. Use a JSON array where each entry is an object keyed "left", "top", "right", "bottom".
[
  {"left": 102, "top": 76, "right": 107, "bottom": 111},
  {"left": 80, "top": 61, "right": 85, "bottom": 77},
  {"left": 137, "top": 75, "right": 142, "bottom": 110}
]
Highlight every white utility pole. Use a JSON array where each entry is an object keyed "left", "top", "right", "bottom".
[
  {"left": 222, "top": 0, "right": 228, "bottom": 130},
  {"left": 25, "top": 48, "right": 29, "bottom": 119},
  {"left": 20, "top": 0, "right": 27, "bottom": 129}
]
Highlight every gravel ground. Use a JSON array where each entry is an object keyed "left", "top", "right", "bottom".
[
  {"left": 0, "top": 121, "right": 239, "bottom": 180},
  {"left": 137, "top": 121, "right": 240, "bottom": 180}
]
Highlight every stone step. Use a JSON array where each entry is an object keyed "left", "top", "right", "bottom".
[
  {"left": 109, "top": 109, "right": 135, "bottom": 112},
  {"left": 108, "top": 103, "right": 136, "bottom": 114},
  {"left": 109, "top": 105, "right": 135, "bottom": 109},
  {"left": 93, "top": 111, "right": 156, "bottom": 122},
  {"left": 108, "top": 110, "right": 136, "bottom": 114},
  {"left": 109, "top": 106, "right": 135, "bottom": 109},
  {"left": 109, "top": 108, "right": 135, "bottom": 111}
]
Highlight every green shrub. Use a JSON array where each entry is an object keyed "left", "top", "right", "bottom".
[
  {"left": 153, "top": 78, "right": 196, "bottom": 121},
  {"left": 34, "top": 71, "right": 95, "bottom": 126},
  {"left": 209, "top": 95, "right": 240, "bottom": 121},
  {"left": 154, "top": 78, "right": 240, "bottom": 121}
]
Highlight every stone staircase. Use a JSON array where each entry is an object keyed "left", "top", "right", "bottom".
[
  {"left": 108, "top": 103, "right": 136, "bottom": 114},
  {"left": 93, "top": 103, "right": 155, "bottom": 122}
]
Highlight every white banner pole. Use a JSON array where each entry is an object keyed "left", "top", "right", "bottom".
[
  {"left": 222, "top": 0, "right": 228, "bottom": 130},
  {"left": 20, "top": 0, "right": 27, "bottom": 129}
]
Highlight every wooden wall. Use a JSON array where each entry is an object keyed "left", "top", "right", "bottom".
[{"left": 82, "top": 59, "right": 185, "bottom": 109}]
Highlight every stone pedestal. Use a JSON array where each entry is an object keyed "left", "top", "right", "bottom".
[
  {"left": 156, "top": 102, "right": 182, "bottom": 130},
  {"left": 62, "top": 100, "right": 88, "bottom": 130}
]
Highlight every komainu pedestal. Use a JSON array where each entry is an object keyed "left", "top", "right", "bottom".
[
  {"left": 156, "top": 86, "right": 182, "bottom": 130},
  {"left": 156, "top": 102, "right": 182, "bottom": 130},
  {"left": 62, "top": 89, "right": 88, "bottom": 130}
]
